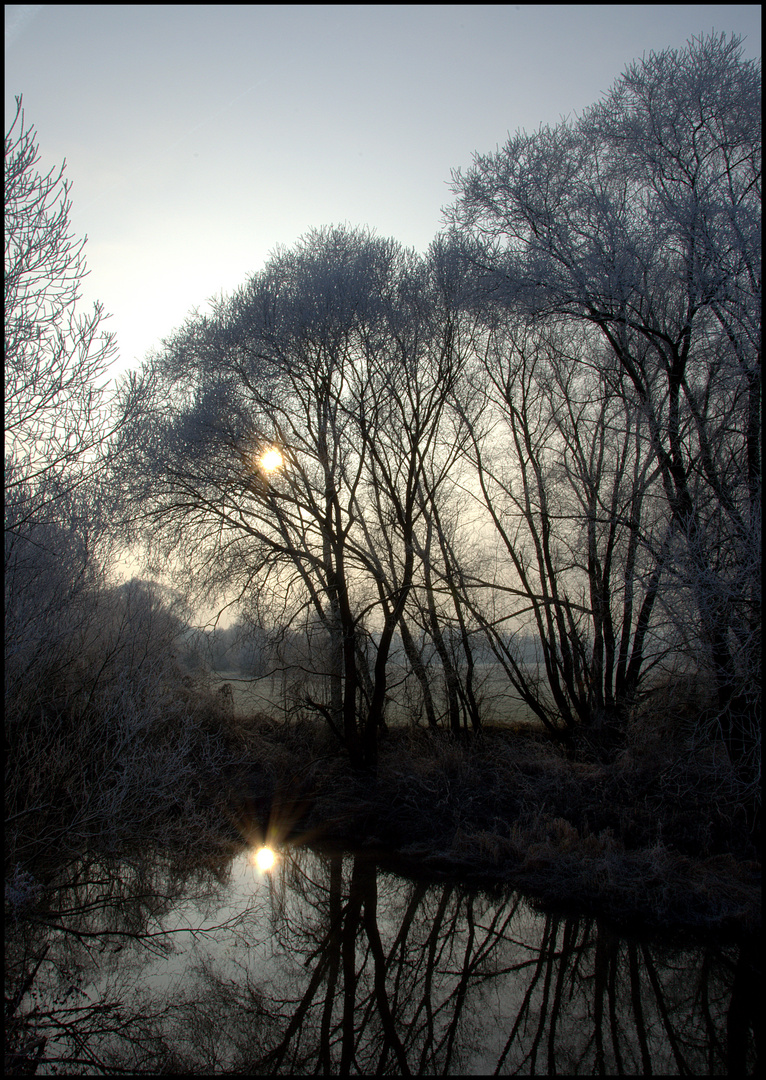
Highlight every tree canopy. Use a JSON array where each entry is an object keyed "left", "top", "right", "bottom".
[{"left": 112, "top": 34, "right": 760, "bottom": 785}]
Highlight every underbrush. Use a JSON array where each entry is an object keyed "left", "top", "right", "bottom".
[
  {"left": 6, "top": 686, "right": 760, "bottom": 935},
  {"left": 5, "top": 672, "right": 247, "bottom": 877},
  {"left": 5, "top": 704, "right": 760, "bottom": 1074},
  {"left": 230, "top": 716, "right": 761, "bottom": 933}
]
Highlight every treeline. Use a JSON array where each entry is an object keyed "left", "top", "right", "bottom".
[
  {"left": 5, "top": 100, "right": 239, "bottom": 868},
  {"left": 6, "top": 36, "right": 760, "bottom": 817},
  {"left": 114, "top": 36, "right": 760, "bottom": 786}
]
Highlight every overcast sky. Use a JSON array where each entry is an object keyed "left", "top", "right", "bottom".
[{"left": 6, "top": 4, "right": 762, "bottom": 379}]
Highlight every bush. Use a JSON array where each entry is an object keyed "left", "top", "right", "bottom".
[
  {"left": 230, "top": 722, "right": 760, "bottom": 932},
  {"left": 5, "top": 578, "right": 244, "bottom": 872}
]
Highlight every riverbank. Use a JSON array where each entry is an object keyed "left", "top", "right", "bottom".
[
  {"left": 227, "top": 716, "right": 761, "bottom": 935},
  {"left": 6, "top": 706, "right": 760, "bottom": 1075}
]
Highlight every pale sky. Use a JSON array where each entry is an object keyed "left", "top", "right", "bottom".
[{"left": 6, "top": 5, "right": 762, "bottom": 381}]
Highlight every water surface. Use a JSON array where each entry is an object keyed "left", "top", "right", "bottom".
[{"left": 7, "top": 841, "right": 759, "bottom": 1074}]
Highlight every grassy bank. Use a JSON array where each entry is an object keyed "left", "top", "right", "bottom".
[
  {"left": 6, "top": 672, "right": 760, "bottom": 936},
  {"left": 5, "top": 697, "right": 760, "bottom": 1074},
  {"left": 225, "top": 714, "right": 761, "bottom": 935}
]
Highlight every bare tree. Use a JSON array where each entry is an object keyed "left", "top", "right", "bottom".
[
  {"left": 5, "top": 95, "right": 121, "bottom": 715},
  {"left": 116, "top": 227, "right": 469, "bottom": 768},
  {"left": 453, "top": 319, "right": 673, "bottom": 742},
  {"left": 446, "top": 34, "right": 760, "bottom": 779},
  {"left": 5, "top": 95, "right": 120, "bottom": 513},
  {"left": 5, "top": 100, "right": 221, "bottom": 866}
]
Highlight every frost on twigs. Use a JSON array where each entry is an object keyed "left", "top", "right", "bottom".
[{"left": 5, "top": 867, "right": 42, "bottom": 918}]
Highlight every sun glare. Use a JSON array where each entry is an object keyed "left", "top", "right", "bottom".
[
  {"left": 260, "top": 448, "right": 283, "bottom": 472},
  {"left": 253, "top": 846, "right": 276, "bottom": 871}
]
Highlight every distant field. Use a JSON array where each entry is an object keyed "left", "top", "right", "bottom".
[
  {"left": 211, "top": 671, "right": 285, "bottom": 718},
  {"left": 211, "top": 665, "right": 543, "bottom": 730}
]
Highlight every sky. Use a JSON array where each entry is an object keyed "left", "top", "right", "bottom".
[{"left": 5, "top": 4, "right": 762, "bottom": 382}]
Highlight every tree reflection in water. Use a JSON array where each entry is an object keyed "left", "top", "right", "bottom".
[{"left": 6, "top": 843, "right": 759, "bottom": 1074}]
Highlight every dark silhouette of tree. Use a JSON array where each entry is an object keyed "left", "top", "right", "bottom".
[
  {"left": 117, "top": 226, "right": 469, "bottom": 768},
  {"left": 447, "top": 33, "right": 760, "bottom": 783}
]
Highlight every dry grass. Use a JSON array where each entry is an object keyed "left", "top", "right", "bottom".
[
  {"left": 226, "top": 716, "right": 761, "bottom": 934},
  {"left": 5, "top": 673, "right": 249, "bottom": 874},
  {"left": 7, "top": 668, "right": 759, "bottom": 936}
]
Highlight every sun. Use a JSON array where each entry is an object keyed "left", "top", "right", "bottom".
[
  {"left": 253, "top": 846, "right": 276, "bottom": 871},
  {"left": 260, "top": 448, "right": 283, "bottom": 472}
]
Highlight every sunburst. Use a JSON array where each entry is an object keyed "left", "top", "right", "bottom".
[
  {"left": 252, "top": 846, "right": 277, "bottom": 871},
  {"left": 260, "top": 448, "right": 283, "bottom": 472}
]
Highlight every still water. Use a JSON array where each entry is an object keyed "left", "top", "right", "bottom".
[{"left": 7, "top": 840, "right": 759, "bottom": 1074}]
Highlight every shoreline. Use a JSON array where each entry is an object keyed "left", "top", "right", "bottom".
[{"left": 227, "top": 720, "right": 761, "bottom": 937}]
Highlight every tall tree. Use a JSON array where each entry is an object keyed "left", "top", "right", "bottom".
[
  {"left": 455, "top": 319, "right": 671, "bottom": 739},
  {"left": 446, "top": 34, "right": 760, "bottom": 773},
  {"left": 5, "top": 96, "right": 121, "bottom": 715},
  {"left": 5, "top": 101, "right": 210, "bottom": 865},
  {"left": 117, "top": 227, "right": 468, "bottom": 768}
]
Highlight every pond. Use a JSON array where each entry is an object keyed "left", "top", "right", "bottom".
[{"left": 6, "top": 839, "right": 759, "bottom": 1075}]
